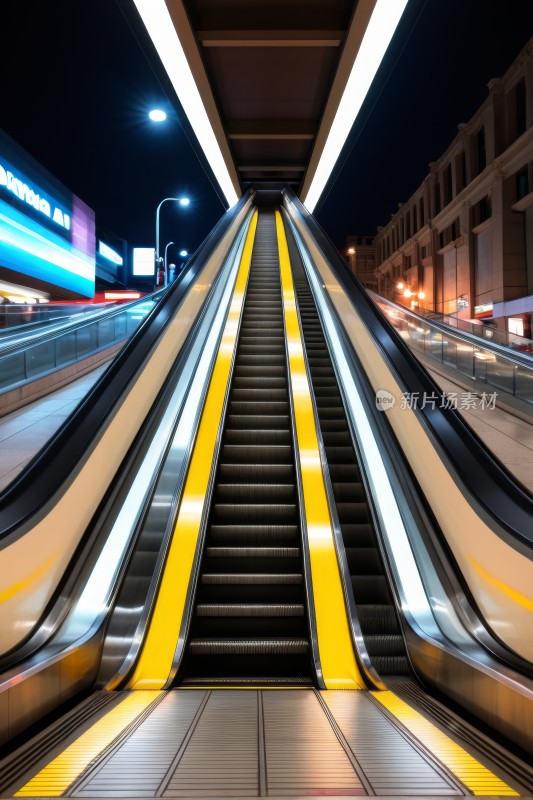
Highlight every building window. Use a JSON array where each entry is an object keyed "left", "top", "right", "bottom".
[
  {"left": 517, "top": 168, "right": 529, "bottom": 200},
  {"left": 476, "top": 126, "right": 486, "bottom": 174},
  {"left": 444, "top": 163, "right": 453, "bottom": 205},
  {"left": 516, "top": 78, "right": 526, "bottom": 138},
  {"left": 413, "top": 204, "right": 418, "bottom": 232},
  {"left": 419, "top": 197, "right": 425, "bottom": 225},
  {"left": 472, "top": 195, "right": 491, "bottom": 227},
  {"left": 434, "top": 181, "right": 441, "bottom": 214},
  {"left": 421, "top": 244, "right": 429, "bottom": 259}
]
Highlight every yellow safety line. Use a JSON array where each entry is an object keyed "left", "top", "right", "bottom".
[
  {"left": 15, "top": 692, "right": 160, "bottom": 797},
  {"left": 372, "top": 691, "right": 518, "bottom": 796},
  {"left": 275, "top": 210, "right": 364, "bottom": 690},
  {"left": 128, "top": 211, "right": 258, "bottom": 690}
]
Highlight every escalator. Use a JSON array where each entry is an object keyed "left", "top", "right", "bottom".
[
  {"left": 181, "top": 210, "right": 313, "bottom": 684},
  {"left": 290, "top": 246, "right": 409, "bottom": 677}
]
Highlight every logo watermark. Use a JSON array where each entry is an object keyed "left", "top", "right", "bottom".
[{"left": 375, "top": 389, "right": 498, "bottom": 412}]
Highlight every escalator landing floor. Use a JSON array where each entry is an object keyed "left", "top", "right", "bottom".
[{"left": 3, "top": 688, "right": 529, "bottom": 798}]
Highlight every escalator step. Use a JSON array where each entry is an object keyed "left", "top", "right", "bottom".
[
  {"left": 218, "top": 463, "right": 294, "bottom": 483},
  {"left": 331, "top": 482, "right": 365, "bottom": 502},
  {"left": 209, "top": 525, "right": 300, "bottom": 544},
  {"left": 345, "top": 546, "right": 383, "bottom": 574},
  {"left": 371, "top": 655, "right": 410, "bottom": 675},
  {"left": 202, "top": 573, "right": 303, "bottom": 585},
  {"left": 364, "top": 634, "right": 406, "bottom": 657},
  {"left": 356, "top": 604, "right": 401, "bottom": 634},
  {"left": 340, "top": 523, "right": 375, "bottom": 546},
  {"left": 351, "top": 575, "right": 392, "bottom": 604},
  {"left": 224, "top": 429, "right": 291, "bottom": 445},
  {"left": 335, "top": 502, "right": 370, "bottom": 522},
  {"left": 221, "top": 444, "right": 293, "bottom": 463},
  {"left": 228, "top": 400, "right": 288, "bottom": 415},
  {"left": 189, "top": 639, "right": 308, "bottom": 655},
  {"left": 197, "top": 604, "right": 304, "bottom": 617},
  {"left": 215, "top": 484, "right": 295, "bottom": 503},
  {"left": 211, "top": 503, "right": 297, "bottom": 523},
  {"left": 232, "top": 388, "right": 288, "bottom": 401},
  {"left": 206, "top": 547, "right": 300, "bottom": 558},
  {"left": 225, "top": 414, "right": 290, "bottom": 429}
]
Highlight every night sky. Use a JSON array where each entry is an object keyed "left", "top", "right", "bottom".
[{"left": 1, "top": 0, "right": 532, "bottom": 256}]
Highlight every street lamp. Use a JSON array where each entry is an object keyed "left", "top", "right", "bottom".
[{"left": 155, "top": 197, "right": 190, "bottom": 285}]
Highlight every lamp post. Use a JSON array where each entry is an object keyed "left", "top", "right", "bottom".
[{"left": 155, "top": 197, "right": 190, "bottom": 285}]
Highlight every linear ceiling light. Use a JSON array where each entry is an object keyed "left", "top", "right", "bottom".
[
  {"left": 132, "top": 0, "right": 239, "bottom": 207},
  {"left": 302, "top": 0, "right": 409, "bottom": 212}
]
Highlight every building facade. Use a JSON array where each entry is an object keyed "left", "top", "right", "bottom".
[
  {"left": 375, "top": 37, "right": 533, "bottom": 337},
  {"left": 345, "top": 235, "right": 377, "bottom": 290}
]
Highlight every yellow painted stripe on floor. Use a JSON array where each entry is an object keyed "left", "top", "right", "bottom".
[
  {"left": 275, "top": 210, "right": 363, "bottom": 691},
  {"left": 15, "top": 691, "right": 159, "bottom": 796},
  {"left": 128, "top": 211, "right": 258, "bottom": 690},
  {"left": 372, "top": 690, "right": 518, "bottom": 795}
]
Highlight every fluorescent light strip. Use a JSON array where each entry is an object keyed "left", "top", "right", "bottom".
[
  {"left": 303, "top": 0, "right": 409, "bottom": 212},
  {"left": 132, "top": 0, "right": 239, "bottom": 207}
]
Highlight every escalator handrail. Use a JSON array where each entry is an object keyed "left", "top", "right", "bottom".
[
  {"left": 368, "top": 290, "right": 533, "bottom": 372},
  {"left": 283, "top": 188, "right": 533, "bottom": 549},
  {"left": 0, "top": 192, "right": 251, "bottom": 539},
  {"left": 0, "top": 291, "right": 164, "bottom": 357}
]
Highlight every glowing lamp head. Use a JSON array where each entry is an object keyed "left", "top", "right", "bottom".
[
  {"left": 179, "top": 249, "right": 188, "bottom": 257},
  {"left": 418, "top": 291, "right": 425, "bottom": 300},
  {"left": 396, "top": 281, "right": 404, "bottom": 290},
  {"left": 347, "top": 247, "right": 355, "bottom": 255},
  {"left": 149, "top": 109, "right": 167, "bottom": 122},
  {"left": 179, "top": 197, "right": 190, "bottom": 206},
  {"left": 403, "top": 288, "right": 412, "bottom": 298}
]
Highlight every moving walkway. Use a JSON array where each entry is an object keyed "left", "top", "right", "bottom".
[{"left": 0, "top": 193, "right": 532, "bottom": 796}]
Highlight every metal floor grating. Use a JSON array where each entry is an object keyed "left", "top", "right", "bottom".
[{"left": 4, "top": 689, "right": 529, "bottom": 798}]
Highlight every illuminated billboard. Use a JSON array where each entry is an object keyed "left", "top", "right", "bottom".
[
  {"left": 133, "top": 247, "right": 155, "bottom": 276},
  {"left": 0, "top": 129, "right": 95, "bottom": 298}
]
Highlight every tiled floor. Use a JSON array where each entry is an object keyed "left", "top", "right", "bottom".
[{"left": 0, "top": 365, "right": 107, "bottom": 492}]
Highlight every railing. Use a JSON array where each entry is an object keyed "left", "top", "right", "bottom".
[
  {"left": 0, "top": 297, "right": 157, "bottom": 393},
  {"left": 416, "top": 306, "right": 533, "bottom": 354},
  {"left": 369, "top": 292, "right": 533, "bottom": 408}
]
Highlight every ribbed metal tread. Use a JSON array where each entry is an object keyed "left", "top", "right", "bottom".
[
  {"left": 197, "top": 603, "right": 305, "bottom": 617},
  {"left": 202, "top": 572, "right": 303, "bottom": 584},
  {"left": 180, "top": 676, "right": 313, "bottom": 685},
  {"left": 189, "top": 638, "right": 309, "bottom": 655},
  {"left": 206, "top": 546, "right": 300, "bottom": 558}
]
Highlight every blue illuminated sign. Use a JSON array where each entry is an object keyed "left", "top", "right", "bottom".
[{"left": 0, "top": 128, "right": 95, "bottom": 298}]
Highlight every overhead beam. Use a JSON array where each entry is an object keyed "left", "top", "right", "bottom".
[
  {"left": 227, "top": 120, "right": 316, "bottom": 140},
  {"left": 238, "top": 164, "right": 306, "bottom": 172},
  {"left": 198, "top": 30, "right": 344, "bottom": 47}
]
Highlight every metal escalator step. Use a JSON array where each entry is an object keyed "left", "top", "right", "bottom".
[
  {"left": 339, "top": 522, "right": 375, "bottom": 545},
  {"left": 321, "top": 431, "right": 352, "bottom": 446},
  {"left": 228, "top": 400, "right": 288, "bottom": 414},
  {"left": 215, "top": 483, "right": 295, "bottom": 503},
  {"left": 335, "top": 501, "right": 370, "bottom": 522},
  {"left": 180, "top": 676, "right": 312, "bottom": 685},
  {"left": 371, "top": 655, "right": 410, "bottom": 675},
  {"left": 351, "top": 575, "right": 392, "bottom": 604},
  {"left": 209, "top": 525, "right": 299, "bottom": 544},
  {"left": 233, "top": 365, "right": 286, "bottom": 377},
  {"left": 218, "top": 463, "right": 294, "bottom": 483},
  {"left": 331, "top": 482, "right": 365, "bottom": 502},
  {"left": 356, "top": 604, "right": 401, "bottom": 634},
  {"left": 188, "top": 638, "right": 308, "bottom": 655},
  {"left": 323, "top": 446, "right": 354, "bottom": 462},
  {"left": 328, "top": 463, "right": 361, "bottom": 482},
  {"left": 232, "top": 376, "right": 286, "bottom": 388},
  {"left": 196, "top": 604, "right": 304, "bottom": 617},
  {"left": 206, "top": 547, "right": 300, "bottom": 558},
  {"left": 225, "top": 414, "right": 290, "bottom": 429},
  {"left": 364, "top": 634, "right": 407, "bottom": 657},
  {"left": 211, "top": 503, "right": 297, "bottom": 524},
  {"left": 221, "top": 444, "right": 293, "bottom": 463},
  {"left": 224, "top": 429, "right": 291, "bottom": 445},
  {"left": 319, "top": 418, "right": 349, "bottom": 431},
  {"left": 202, "top": 573, "right": 303, "bottom": 585},
  {"left": 345, "top": 546, "right": 383, "bottom": 574}
]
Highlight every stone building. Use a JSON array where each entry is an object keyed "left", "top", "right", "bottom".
[
  {"left": 345, "top": 235, "right": 377, "bottom": 290},
  {"left": 374, "top": 37, "right": 533, "bottom": 337}
]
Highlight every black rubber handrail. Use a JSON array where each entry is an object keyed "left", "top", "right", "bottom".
[
  {"left": 0, "top": 192, "right": 251, "bottom": 538},
  {"left": 283, "top": 188, "right": 533, "bottom": 549}
]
